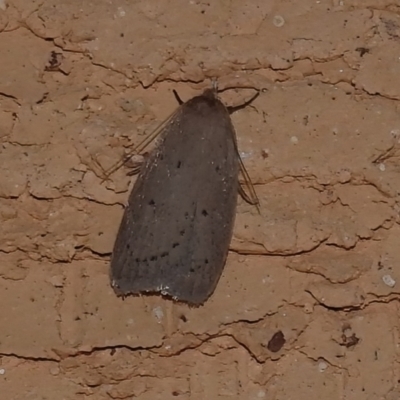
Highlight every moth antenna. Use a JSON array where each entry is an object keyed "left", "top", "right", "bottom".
[
  {"left": 227, "top": 90, "right": 260, "bottom": 114},
  {"left": 173, "top": 89, "right": 184, "bottom": 105}
]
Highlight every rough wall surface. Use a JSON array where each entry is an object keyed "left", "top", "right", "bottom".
[{"left": 1, "top": 0, "right": 400, "bottom": 399}]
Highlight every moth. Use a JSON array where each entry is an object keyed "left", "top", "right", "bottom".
[{"left": 110, "top": 88, "right": 258, "bottom": 305}]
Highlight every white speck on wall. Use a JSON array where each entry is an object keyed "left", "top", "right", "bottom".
[
  {"left": 84, "top": 37, "right": 100, "bottom": 52},
  {"left": 382, "top": 274, "right": 396, "bottom": 288},
  {"left": 273, "top": 15, "right": 285, "bottom": 28},
  {"left": 153, "top": 306, "right": 164, "bottom": 322},
  {"left": 240, "top": 151, "right": 252, "bottom": 159},
  {"left": 379, "top": 163, "right": 386, "bottom": 172},
  {"left": 318, "top": 360, "right": 328, "bottom": 372},
  {"left": 290, "top": 136, "right": 299, "bottom": 144},
  {"left": 390, "top": 129, "right": 400, "bottom": 138},
  {"left": 0, "top": 368, "right": 5, "bottom": 375},
  {"left": 117, "top": 7, "right": 126, "bottom": 17},
  {"left": 257, "top": 390, "right": 266, "bottom": 398}
]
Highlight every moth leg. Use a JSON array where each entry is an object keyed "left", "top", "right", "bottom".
[
  {"left": 238, "top": 155, "right": 260, "bottom": 213},
  {"left": 102, "top": 107, "right": 179, "bottom": 182},
  {"left": 238, "top": 182, "right": 259, "bottom": 206}
]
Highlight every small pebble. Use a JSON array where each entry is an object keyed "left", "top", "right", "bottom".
[
  {"left": 50, "top": 367, "right": 60, "bottom": 376},
  {"left": 0, "top": 368, "right": 5, "bottom": 375},
  {"left": 379, "top": 163, "right": 386, "bottom": 172},
  {"left": 382, "top": 274, "right": 396, "bottom": 288},
  {"left": 48, "top": 275, "right": 64, "bottom": 288}
]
